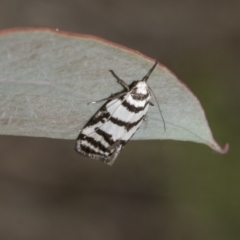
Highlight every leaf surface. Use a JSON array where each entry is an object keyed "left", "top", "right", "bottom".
[{"left": 0, "top": 28, "right": 228, "bottom": 153}]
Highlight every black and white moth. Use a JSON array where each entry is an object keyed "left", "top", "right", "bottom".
[{"left": 75, "top": 61, "right": 163, "bottom": 165}]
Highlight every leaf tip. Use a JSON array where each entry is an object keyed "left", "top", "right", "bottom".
[
  {"left": 210, "top": 142, "right": 229, "bottom": 154},
  {"left": 220, "top": 143, "right": 229, "bottom": 154}
]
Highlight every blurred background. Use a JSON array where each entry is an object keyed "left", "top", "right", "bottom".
[{"left": 0, "top": 0, "right": 239, "bottom": 239}]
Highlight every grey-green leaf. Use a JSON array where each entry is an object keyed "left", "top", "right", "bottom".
[{"left": 0, "top": 28, "right": 228, "bottom": 153}]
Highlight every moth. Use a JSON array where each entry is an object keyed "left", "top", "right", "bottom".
[{"left": 75, "top": 61, "right": 164, "bottom": 165}]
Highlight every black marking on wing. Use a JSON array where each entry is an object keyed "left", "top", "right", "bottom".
[
  {"left": 81, "top": 100, "right": 147, "bottom": 132},
  {"left": 87, "top": 109, "right": 110, "bottom": 126},
  {"left": 125, "top": 116, "right": 144, "bottom": 131},
  {"left": 121, "top": 98, "right": 149, "bottom": 113},
  {"left": 80, "top": 144, "right": 99, "bottom": 155},
  {"left": 95, "top": 128, "right": 115, "bottom": 146},
  {"left": 80, "top": 134, "right": 108, "bottom": 153},
  {"left": 109, "top": 114, "right": 144, "bottom": 131},
  {"left": 77, "top": 134, "right": 127, "bottom": 160}
]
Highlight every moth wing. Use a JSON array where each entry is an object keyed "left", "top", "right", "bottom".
[
  {"left": 76, "top": 97, "right": 125, "bottom": 163},
  {"left": 76, "top": 91, "right": 150, "bottom": 164},
  {"left": 103, "top": 92, "right": 150, "bottom": 147}
]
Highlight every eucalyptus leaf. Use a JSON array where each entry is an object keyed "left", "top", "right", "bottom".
[{"left": 0, "top": 28, "right": 228, "bottom": 153}]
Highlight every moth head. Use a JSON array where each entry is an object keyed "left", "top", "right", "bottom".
[
  {"left": 134, "top": 81, "right": 149, "bottom": 94},
  {"left": 129, "top": 60, "right": 158, "bottom": 93},
  {"left": 129, "top": 61, "right": 158, "bottom": 95}
]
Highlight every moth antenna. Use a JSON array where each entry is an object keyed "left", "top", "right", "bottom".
[
  {"left": 148, "top": 86, "right": 166, "bottom": 131},
  {"left": 142, "top": 60, "right": 158, "bottom": 82}
]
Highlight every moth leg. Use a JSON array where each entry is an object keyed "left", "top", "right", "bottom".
[
  {"left": 88, "top": 92, "right": 126, "bottom": 104},
  {"left": 109, "top": 70, "right": 130, "bottom": 91},
  {"left": 87, "top": 96, "right": 113, "bottom": 104},
  {"left": 107, "top": 140, "right": 121, "bottom": 151},
  {"left": 149, "top": 101, "right": 154, "bottom": 106},
  {"left": 143, "top": 116, "right": 148, "bottom": 122},
  {"left": 104, "top": 140, "right": 122, "bottom": 166},
  {"left": 104, "top": 151, "right": 119, "bottom": 166}
]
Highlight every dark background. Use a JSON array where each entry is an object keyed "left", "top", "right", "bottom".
[{"left": 0, "top": 0, "right": 239, "bottom": 239}]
